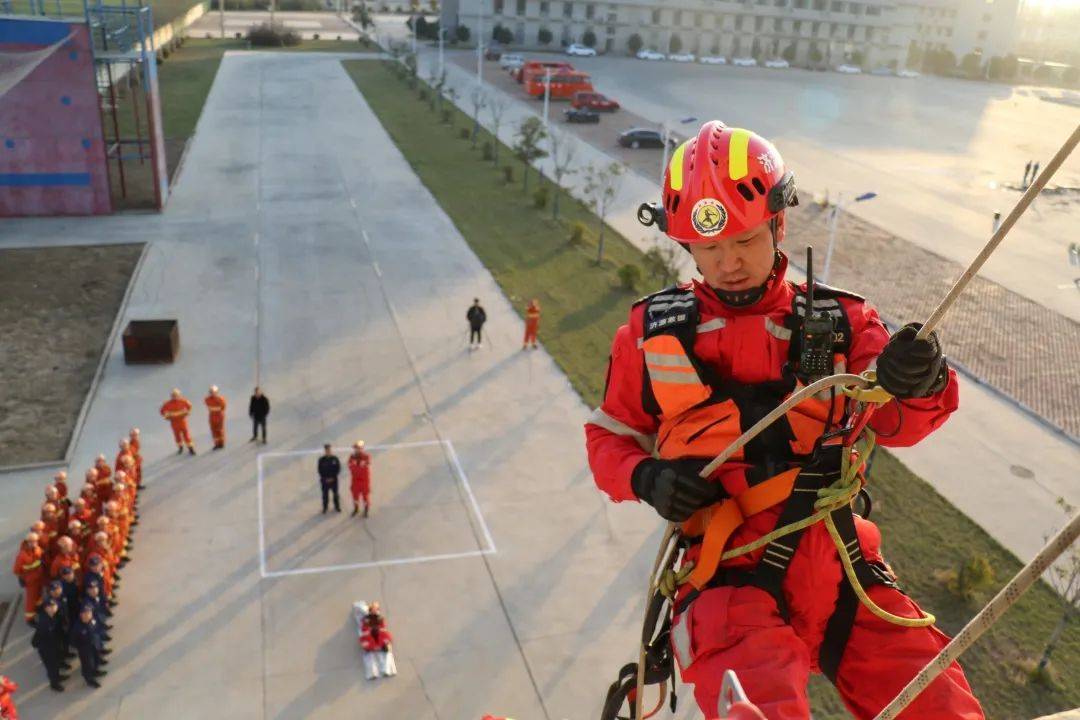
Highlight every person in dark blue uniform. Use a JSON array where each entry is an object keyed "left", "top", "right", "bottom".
[
  {"left": 45, "top": 581, "right": 75, "bottom": 664},
  {"left": 31, "top": 597, "right": 67, "bottom": 692},
  {"left": 59, "top": 565, "right": 81, "bottom": 620},
  {"left": 69, "top": 604, "right": 107, "bottom": 688},
  {"left": 317, "top": 444, "right": 342, "bottom": 514},
  {"left": 82, "top": 580, "right": 114, "bottom": 643}
]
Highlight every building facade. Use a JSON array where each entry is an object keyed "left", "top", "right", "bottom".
[{"left": 441, "top": 0, "right": 1019, "bottom": 70}]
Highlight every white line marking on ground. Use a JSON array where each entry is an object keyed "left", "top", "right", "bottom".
[{"left": 256, "top": 439, "right": 494, "bottom": 578}]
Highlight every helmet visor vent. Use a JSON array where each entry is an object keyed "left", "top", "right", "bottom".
[
  {"left": 736, "top": 183, "right": 755, "bottom": 202},
  {"left": 752, "top": 178, "right": 767, "bottom": 196}
]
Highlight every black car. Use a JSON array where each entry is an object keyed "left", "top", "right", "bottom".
[
  {"left": 564, "top": 107, "right": 601, "bottom": 124},
  {"left": 617, "top": 128, "right": 674, "bottom": 149}
]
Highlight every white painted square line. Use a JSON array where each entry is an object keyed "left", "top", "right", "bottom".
[{"left": 256, "top": 439, "right": 495, "bottom": 579}]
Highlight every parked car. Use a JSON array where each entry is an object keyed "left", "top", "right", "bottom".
[
  {"left": 897, "top": 68, "right": 920, "bottom": 78},
  {"left": 572, "top": 91, "right": 620, "bottom": 111},
  {"left": 636, "top": 49, "right": 666, "bottom": 61},
  {"left": 869, "top": 66, "right": 894, "bottom": 76},
  {"left": 485, "top": 46, "right": 503, "bottom": 61},
  {"left": 731, "top": 56, "right": 757, "bottom": 67},
  {"left": 500, "top": 53, "right": 525, "bottom": 70},
  {"left": 699, "top": 55, "right": 727, "bottom": 65},
  {"left": 668, "top": 52, "right": 696, "bottom": 63},
  {"left": 617, "top": 128, "right": 674, "bottom": 149},
  {"left": 835, "top": 64, "right": 862, "bottom": 74},
  {"left": 566, "top": 43, "right": 597, "bottom": 57},
  {"left": 764, "top": 58, "right": 790, "bottom": 68},
  {"left": 564, "top": 107, "right": 601, "bottom": 123}
]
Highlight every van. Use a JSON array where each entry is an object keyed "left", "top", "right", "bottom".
[{"left": 500, "top": 54, "right": 525, "bottom": 70}]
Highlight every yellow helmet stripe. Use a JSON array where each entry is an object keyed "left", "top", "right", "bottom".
[
  {"left": 668, "top": 140, "right": 690, "bottom": 192},
  {"left": 728, "top": 128, "right": 751, "bottom": 181}
]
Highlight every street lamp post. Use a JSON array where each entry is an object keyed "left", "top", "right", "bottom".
[
  {"left": 542, "top": 67, "right": 552, "bottom": 128},
  {"left": 438, "top": 26, "right": 445, "bottom": 78},
  {"left": 475, "top": 0, "right": 483, "bottom": 85},
  {"left": 821, "top": 191, "right": 876, "bottom": 284},
  {"left": 659, "top": 116, "right": 697, "bottom": 188},
  {"left": 219, "top": 0, "right": 224, "bottom": 38}
]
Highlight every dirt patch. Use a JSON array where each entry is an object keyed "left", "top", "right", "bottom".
[{"left": 0, "top": 244, "right": 144, "bottom": 467}]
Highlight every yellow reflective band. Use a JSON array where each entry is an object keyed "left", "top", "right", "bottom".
[
  {"left": 728, "top": 128, "right": 751, "bottom": 181},
  {"left": 649, "top": 369, "right": 706, "bottom": 385},
  {"left": 644, "top": 351, "right": 694, "bottom": 368},
  {"left": 669, "top": 141, "right": 690, "bottom": 191}
]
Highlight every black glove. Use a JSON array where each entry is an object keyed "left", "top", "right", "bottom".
[
  {"left": 630, "top": 458, "right": 727, "bottom": 523},
  {"left": 876, "top": 322, "right": 949, "bottom": 399}
]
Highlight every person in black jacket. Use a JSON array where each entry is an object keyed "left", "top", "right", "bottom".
[
  {"left": 466, "top": 298, "right": 487, "bottom": 350},
  {"left": 249, "top": 387, "right": 270, "bottom": 444},
  {"left": 317, "top": 444, "right": 342, "bottom": 514},
  {"left": 69, "top": 604, "right": 107, "bottom": 688},
  {"left": 31, "top": 597, "right": 67, "bottom": 692}
]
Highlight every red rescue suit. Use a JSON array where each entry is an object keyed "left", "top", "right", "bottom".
[
  {"left": 205, "top": 393, "right": 227, "bottom": 448},
  {"left": 585, "top": 257, "right": 983, "bottom": 720},
  {"left": 161, "top": 397, "right": 194, "bottom": 447},
  {"left": 523, "top": 301, "right": 541, "bottom": 348},
  {"left": 349, "top": 450, "right": 372, "bottom": 507},
  {"left": 12, "top": 543, "right": 44, "bottom": 623},
  {"left": 0, "top": 675, "right": 18, "bottom": 720}
]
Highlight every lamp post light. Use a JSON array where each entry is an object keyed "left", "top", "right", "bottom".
[
  {"left": 821, "top": 191, "right": 876, "bottom": 284},
  {"left": 659, "top": 116, "right": 697, "bottom": 188}
]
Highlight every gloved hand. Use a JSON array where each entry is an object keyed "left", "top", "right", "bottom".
[
  {"left": 875, "top": 322, "right": 949, "bottom": 399},
  {"left": 631, "top": 458, "right": 727, "bottom": 523}
]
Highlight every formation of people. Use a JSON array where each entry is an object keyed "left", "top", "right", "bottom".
[
  {"left": 157, "top": 386, "right": 272, "bottom": 454},
  {"left": 317, "top": 442, "right": 373, "bottom": 516},
  {"left": 11, "top": 431, "right": 143, "bottom": 693},
  {"left": 586, "top": 121, "right": 985, "bottom": 718}
]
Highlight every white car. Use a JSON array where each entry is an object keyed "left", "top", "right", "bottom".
[
  {"left": 698, "top": 55, "right": 727, "bottom": 65},
  {"left": 731, "top": 56, "right": 757, "bottom": 67},
  {"left": 764, "top": 59, "right": 790, "bottom": 69},
  {"left": 566, "top": 43, "right": 597, "bottom": 57},
  {"left": 835, "top": 64, "right": 862, "bottom": 74},
  {"left": 636, "top": 49, "right": 665, "bottom": 61},
  {"left": 668, "top": 53, "right": 696, "bottom": 63},
  {"left": 897, "top": 68, "right": 920, "bottom": 78},
  {"left": 499, "top": 53, "right": 525, "bottom": 70}
]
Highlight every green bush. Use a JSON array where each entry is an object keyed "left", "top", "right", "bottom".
[
  {"left": 533, "top": 185, "right": 549, "bottom": 209},
  {"left": 617, "top": 263, "right": 642, "bottom": 291},
  {"left": 946, "top": 553, "right": 995, "bottom": 602},
  {"left": 482, "top": 141, "right": 493, "bottom": 161},
  {"left": 419, "top": 88, "right": 428, "bottom": 101},
  {"left": 248, "top": 23, "right": 301, "bottom": 47},
  {"left": 569, "top": 221, "right": 585, "bottom": 245},
  {"left": 441, "top": 108, "right": 452, "bottom": 124},
  {"left": 503, "top": 165, "right": 514, "bottom": 183},
  {"left": 459, "top": 127, "right": 470, "bottom": 140}
]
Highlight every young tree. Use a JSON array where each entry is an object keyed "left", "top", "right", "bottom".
[
  {"left": 1035, "top": 499, "right": 1080, "bottom": 678},
  {"left": 627, "top": 33, "right": 643, "bottom": 55},
  {"left": 512, "top": 116, "right": 548, "bottom": 194},
  {"left": 849, "top": 49, "right": 864, "bottom": 67},
  {"left": 455, "top": 23, "right": 471, "bottom": 42},
  {"left": 548, "top": 128, "right": 578, "bottom": 220},
  {"left": 486, "top": 93, "right": 508, "bottom": 165},
  {"left": 960, "top": 51, "right": 982, "bottom": 77},
  {"left": 669, "top": 33, "right": 682, "bottom": 54},
  {"left": 582, "top": 29, "right": 597, "bottom": 47},
  {"left": 538, "top": 27, "right": 553, "bottom": 45},
  {"left": 582, "top": 161, "right": 625, "bottom": 264},
  {"left": 643, "top": 244, "right": 680, "bottom": 287},
  {"left": 809, "top": 43, "right": 823, "bottom": 66},
  {"left": 782, "top": 42, "right": 796, "bottom": 63},
  {"left": 469, "top": 86, "right": 487, "bottom": 147}
]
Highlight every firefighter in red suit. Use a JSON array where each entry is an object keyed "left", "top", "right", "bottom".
[
  {"left": 348, "top": 440, "right": 372, "bottom": 518},
  {"left": 584, "top": 122, "right": 984, "bottom": 720}
]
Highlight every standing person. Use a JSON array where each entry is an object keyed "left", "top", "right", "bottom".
[
  {"left": 12, "top": 532, "right": 44, "bottom": 625},
  {"left": 160, "top": 389, "right": 196, "bottom": 455},
  {"left": 69, "top": 604, "right": 105, "bottom": 688},
  {"left": 348, "top": 440, "right": 372, "bottom": 517},
  {"left": 1031, "top": 160, "right": 1040, "bottom": 186},
  {"left": 585, "top": 122, "right": 983, "bottom": 719},
  {"left": 466, "top": 298, "right": 487, "bottom": 350},
  {"left": 128, "top": 427, "right": 143, "bottom": 487},
  {"left": 522, "top": 299, "right": 541, "bottom": 350},
  {"left": 317, "top": 444, "right": 342, "bottom": 514},
  {"left": 249, "top": 387, "right": 270, "bottom": 444},
  {"left": 50, "top": 536, "right": 80, "bottom": 581},
  {"left": 1023, "top": 159, "right": 1032, "bottom": 187},
  {"left": 31, "top": 597, "right": 66, "bottom": 692},
  {"left": 205, "top": 385, "right": 227, "bottom": 450}
]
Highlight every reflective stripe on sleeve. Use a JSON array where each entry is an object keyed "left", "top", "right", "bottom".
[{"left": 586, "top": 408, "right": 656, "bottom": 454}]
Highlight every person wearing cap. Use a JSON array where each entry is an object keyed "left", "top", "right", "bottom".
[
  {"left": 69, "top": 603, "right": 106, "bottom": 688},
  {"left": 12, "top": 533, "right": 45, "bottom": 624},
  {"left": 317, "top": 444, "right": 342, "bottom": 514},
  {"left": 82, "top": 578, "right": 113, "bottom": 632},
  {"left": 31, "top": 597, "right": 67, "bottom": 691},
  {"left": 45, "top": 581, "right": 75, "bottom": 662},
  {"left": 348, "top": 441, "right": 373, "bottom": 517},
  {"left": 161, "top": 388, "right": 196, "bottom": 455},
  {"left": 205, "top": 385, "right": 228, "bottom": 449},
  {"left": 58, "top": 564, "right": 81, "bottom": 620},
  {"left": 0, "top": 674, "right": 18, "bottom": 719}
]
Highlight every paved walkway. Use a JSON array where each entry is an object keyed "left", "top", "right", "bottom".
[{"left": 0, "top": 51, "right": 662, "bottom": 719}]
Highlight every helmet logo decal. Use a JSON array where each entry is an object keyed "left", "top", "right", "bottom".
[
  {"left": 757, "top": 152, "right": 775, "bottom": 174},
  {"left": 691, "top": 198, "right": 728, "bottom": 237}
]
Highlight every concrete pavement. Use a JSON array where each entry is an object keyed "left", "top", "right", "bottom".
[{"left": 0, "top": 51, "right": 670, "bottom": 718}]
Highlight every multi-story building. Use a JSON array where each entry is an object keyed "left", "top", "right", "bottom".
[
  {"left": 440, "top": 0, "right": 1019, "bottom": 70},
  {"left": 1015, "top": 0, "right": 1080, "bottom": 66}
]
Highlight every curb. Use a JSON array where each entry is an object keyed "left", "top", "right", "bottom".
[{"left": 0, "top": 241, "right": 151, "bottom": 477}]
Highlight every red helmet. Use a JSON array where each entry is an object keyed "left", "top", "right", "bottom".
[{"left": 640, "top": 121, "right": 798, "bottom": 244}]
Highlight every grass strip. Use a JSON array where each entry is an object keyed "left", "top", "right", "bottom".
[{"left": 345, "top": 58, "right": 1079, "bottom": 720}]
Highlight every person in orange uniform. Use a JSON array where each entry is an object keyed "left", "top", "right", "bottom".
[
  {"left": 49, "top": 536, "right": 80, "bottom": 581},
  {"left": 348, "top": 441, "right": 372, "bottom": 517},
  {"left": 205, "top": 385, "right": 227, "bottom": 450},
  {"left": 115, "top": 439, "right": 132, "bottom": 480},
  {"left": 12, "top": 533, "right": 45, "bottom": 624},
  {"left": 53, "top": 471, "right": 71, "bottom": 512},
  {"left": 0, "top": 674, "right": 17, "bottom": 719},
  {"left": 523, "top": 299, "right": 541, "bottom": 350},
  {"left": 82, "top": 470, "right": 99, "bottom": 513},
  {"left": 87, "top": 532, "right": 116, "bottom": 599},
  {"left": 39, "top": 504, "right": 61, "bottom": 565},
  {"left": 161, "top": 389, "right": 196, "bottom": 455},
  {"left": 128, "top": 427, "right": 143, "bottom": 486},
  {"left": 44, "top": 486, "right": 67, "bottom": 535},
  {"left": 72, "top": 498, "right": 95, "bottom": 535},
  {"left": 67, "top": 519, "right": 87, "bottom": 558},
  {"left": 92, "top": 458, "right": 113, "bottom": 507}
]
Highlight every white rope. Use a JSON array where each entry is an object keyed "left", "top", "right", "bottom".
[{"left": 874, "top": 511, "right": 1080, "bottom": 719}]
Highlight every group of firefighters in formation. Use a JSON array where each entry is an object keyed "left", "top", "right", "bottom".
[{"left": 11, "top": 429, "right": 145, "bottom": 696}]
